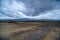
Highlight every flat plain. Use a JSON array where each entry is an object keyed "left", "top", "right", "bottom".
[{"left": 0, "top": 21, "right": 60, "bottom": 40}]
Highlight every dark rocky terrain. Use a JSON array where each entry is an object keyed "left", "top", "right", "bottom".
[{"left": 0, "top": 21, "right": 60, "bottom": 40}]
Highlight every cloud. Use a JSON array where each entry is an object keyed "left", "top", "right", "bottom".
[{"left": 0, "top": 0, "right": 60, "bottom": 20}]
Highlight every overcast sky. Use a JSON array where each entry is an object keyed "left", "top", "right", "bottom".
[{"left": 0, "top": 0, "right": 60, "bottom": 20}]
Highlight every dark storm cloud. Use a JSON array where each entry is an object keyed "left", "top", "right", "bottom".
[{"left": 0, "top": 0, "right": 60, "bottom": 20}]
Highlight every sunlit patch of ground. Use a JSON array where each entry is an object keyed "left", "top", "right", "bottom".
[{"left": 0, "top": 21, "right": 60, "bottom": 40}]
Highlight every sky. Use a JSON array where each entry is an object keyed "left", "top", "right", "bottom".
[{"left": 0, "top": 0, "right": 60, "bottom": 21}]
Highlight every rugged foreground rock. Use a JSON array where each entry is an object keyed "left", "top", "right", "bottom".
[{"left": 0, "top": 21, "right": 60, "bottom": 40}]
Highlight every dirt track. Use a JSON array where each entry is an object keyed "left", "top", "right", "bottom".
[{"left": 0, "top": 21, "right": 60, "bottom": 40}]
